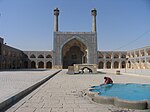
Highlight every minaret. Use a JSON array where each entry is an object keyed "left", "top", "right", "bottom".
[
  {"left": 91, "top": 8, "right": 97, "bottom": 32},
  {"left": 54, "top": 8, "right": 59, "bottom": 32}
]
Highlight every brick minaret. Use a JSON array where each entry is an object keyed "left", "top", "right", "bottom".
[
  {"left": 54, "top": 8, "right": 59, "bottom": 32},
  {"left": 91, "top": 8, "right": 97, "bottom": 32}
]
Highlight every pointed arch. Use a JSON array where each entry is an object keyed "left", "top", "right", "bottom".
[
  {"left": 106, "top": 54, "right": 111, "bottom": 59},
  {"left": 121, "top": 54, "right": 126, "bottom": 58},
  {"left": 38, "top": 61, "right": 44, "bottom": 68},
  {"left": 114, "top": 61, "right": 119, "bottom": 68},
  {"left": 61, "top": 38, "right": 87, "bottom": 68},
  {"left": 30, "top": 54, "right": 36, "bottom": 58},
  {"left": 38, "top": 55, "right": 44, "bottom": 58},
  {"left": 98, "top": 61, "right": 104, "bottom": 69},
  {"left": 46, "top": 55, "right": 52, "bottom": 58},
  {"left": 114, "top": 54, "right": 119, "bottom": 58},
  {"left": 61, "top": 35, "right": 89, "bottom": 50},
  {"left": 46, "top": 61, "right": 52, "bottom": 68},
  {"left": 106, "top": 61, "right": 111, "bottom": 69},
  {"left": 121, "top": 61, "right": 126, "bottom": 68}
]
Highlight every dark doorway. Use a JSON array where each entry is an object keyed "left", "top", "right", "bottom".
[{"left": 63, "top": 46, "right": 84, "bottom": 69}]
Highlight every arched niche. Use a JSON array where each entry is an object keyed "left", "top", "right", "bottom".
[{"left": 62, "top": 38, "right": 87, "bottom": 69}]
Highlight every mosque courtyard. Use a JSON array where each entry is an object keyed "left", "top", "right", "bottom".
[
  {"left": 0, "top": 69, "right": 149, "bottom": 112},
  {"left": 0, "top": 1, "right": 150, "bottom": 112}
]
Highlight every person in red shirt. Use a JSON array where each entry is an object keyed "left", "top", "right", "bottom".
[{"left": 104, "top": 77, "right": 113, "bottom": 84}]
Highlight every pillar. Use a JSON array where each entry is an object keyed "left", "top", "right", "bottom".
[
  {"left": 103, "top": 61, "right": 106, "bottom": 69},
  {"left": 111, "top": 61, "right": 113, "bottom": 69},
  {"left": 119, "top": 61, "right": 121, "bottom": 69}
]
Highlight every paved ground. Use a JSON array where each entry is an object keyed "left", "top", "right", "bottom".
[
  {"left": 0, "top": 70, "right": 59, "bottom": 102},
  {"left": 101, "top": 69, "right": 150, "bottom": 77},
  {"left": 5, "top": 69, "right": 150, "bottom": 112}
]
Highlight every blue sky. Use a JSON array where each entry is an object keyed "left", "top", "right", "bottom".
[{"left": 0, "top": 0, "right": 150, "bottom": 51}]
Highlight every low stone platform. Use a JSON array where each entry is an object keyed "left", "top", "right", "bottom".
[
  {"left": 74, "top": 64, "right": 97, "bottom": 74},
  {"left": 72, "top": 64, "right": 97, "bottom": 74}
]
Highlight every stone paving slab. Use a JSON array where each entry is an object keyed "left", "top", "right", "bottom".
[
  {"left": 0, "top": 69, "right": 60, "bottom": 111},
  {"left": 5, "top": 70, "right": 150, "bottom": 112}
]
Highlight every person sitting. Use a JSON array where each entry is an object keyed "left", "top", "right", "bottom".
[{"left": 104, "top": 77, "right": 113, "bottom": 84}]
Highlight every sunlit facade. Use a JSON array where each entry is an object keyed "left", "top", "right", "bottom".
[{"left": 0, "top": 8, "right": 149, "bottom": 70}]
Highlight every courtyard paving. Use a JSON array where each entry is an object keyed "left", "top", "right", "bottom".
[
  {"left": 5, "top": 69, "right": 150, "bottom": 112},
  {"left": 0, "top": 70, "right": 59, "bottom": 105}
]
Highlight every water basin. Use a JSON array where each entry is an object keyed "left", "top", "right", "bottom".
[
  {"left": 89, "top": 83, "right": 150, "bottom": 109},
  {"left": 90, "top": 83, "right": 150, "bottom": 101}
]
